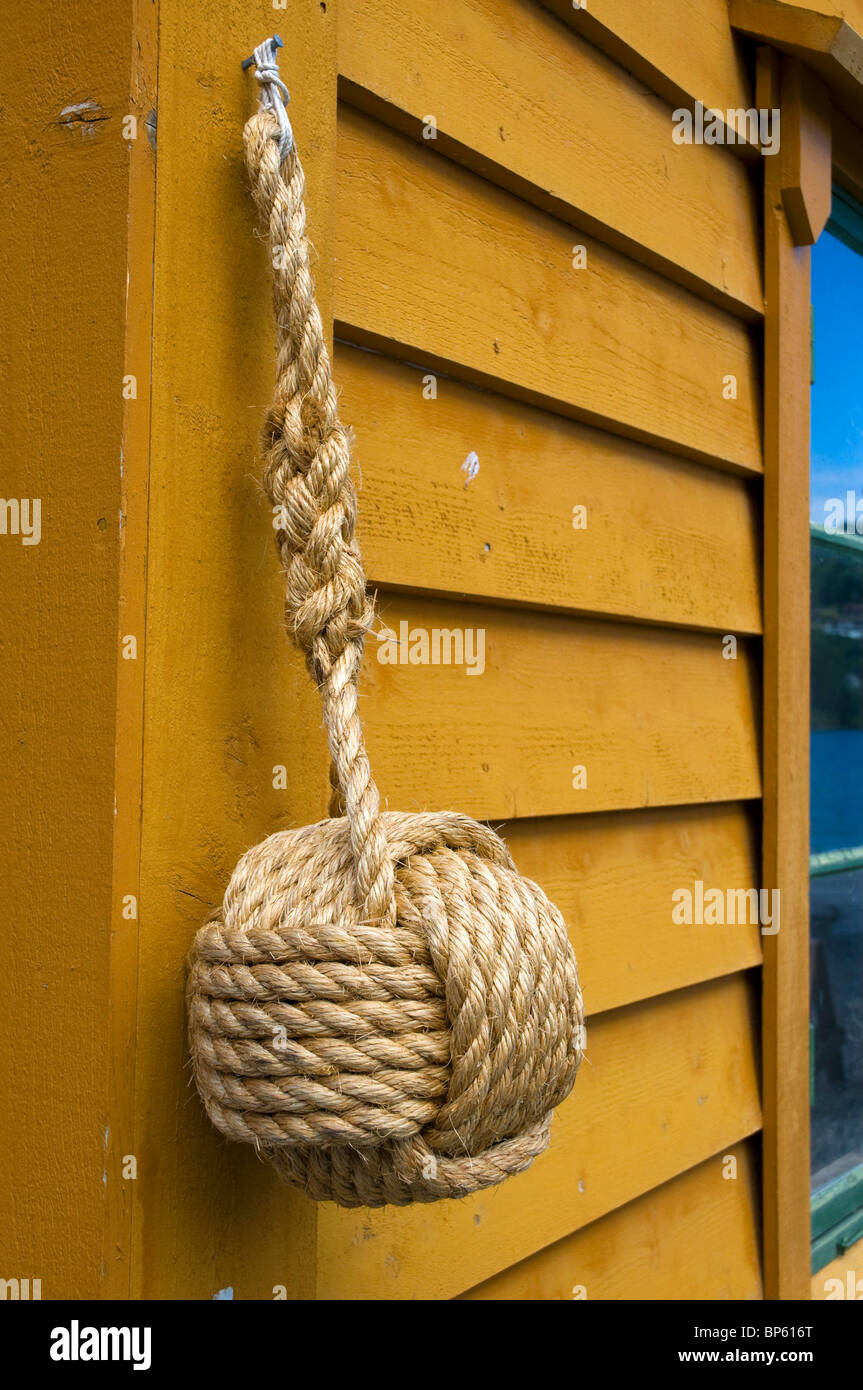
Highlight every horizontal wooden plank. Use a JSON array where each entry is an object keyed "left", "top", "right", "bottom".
[
  {"left": 541, "top": 0, "right": 756, "bottom": 148},
  {"left": 339, "top": 344, "right": 763, "bottom": 631},
  {"left": 338, "top": 0, "right": 762, "bottom": 315},
  {"left": 335, "top": 107, "right": 763, "bottom": 472},
  {"left": 361, "top": 593, "right": 761, "bottom": 822},
  {"left": 316, "top": 973, "right": 762, "bottom": 1298},
  {"left": 460, "top": 1140, "right": 762, "bottom": 1299},
  {"left": 504, "top": 803, "right": 763, "bottom": 1017}
]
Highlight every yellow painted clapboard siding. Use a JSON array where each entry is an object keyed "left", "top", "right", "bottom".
[
  {"left": 541, "top": 0, "right": 755, "bottom": 147},
  {"left": 460, "top": 1140, "right": 762, "bottom": 1299},
  {"left": 335, "top": 107, "right": 762, "bottom": 472},
  {"left": 338, "top": 0, "right": 762, "bottom": 315},
  {"left": 316, "top": 972, "right": 762, "bottom": 1299},
  {"left": 504, "top": 803, "right": 762, "bottom": 1018},
  {"left": 362, "top": 592, "right": 761, "bottom": 822},
  {"left": 338, "top": 345, "right": 763, "bottom": 632}
]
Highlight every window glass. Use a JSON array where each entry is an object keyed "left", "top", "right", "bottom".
[
  {"left": 810, "top": 225, "right": 863, "bottom": 531},
  {"left": 811, "top": 540, "right": 863, "bottom": 855},
  {"left": 810, "top": 206, "right": 863, "bottom": 1235}
]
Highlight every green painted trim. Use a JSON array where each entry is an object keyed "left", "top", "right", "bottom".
[
  {"left": 810, "top": 1021, "right": 815, "bottom": 1107},
  {"left": 810, "top": 845, "right": 863, "bottom": 877},
  {"left": 812, "top": 1209, "right": 863, "bottom": 1274},
  {"left": 830, "top": 184, "right": 863, "bottom": 259},
  {"left": 811, "top": 1166, "right": 863, "bottom": 1273},
  {"left": 811, "top": 521, "right": 863, "bottom": 556},
  {"left": 813, "top": 1163, "right": 863, "bottom": 1239}
]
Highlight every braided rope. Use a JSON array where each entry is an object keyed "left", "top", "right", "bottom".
[
  {"left": 186, "top": 37, "right": 584, "bottom": 1207},
  {"left": 243, "top": 73, "right": 395, "bottom": 931}
]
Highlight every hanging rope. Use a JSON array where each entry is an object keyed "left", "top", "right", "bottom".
[{"left": 186, "top": 36, "right": 585, "bottom": 1208}]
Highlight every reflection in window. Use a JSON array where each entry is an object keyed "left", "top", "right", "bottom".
[{"left": 810, "top": 193, "right": 863, "bottom": 1270}]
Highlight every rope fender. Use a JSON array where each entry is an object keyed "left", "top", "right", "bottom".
[{"left": 187, "top": 36, "right": 585, "bottom": 1208}]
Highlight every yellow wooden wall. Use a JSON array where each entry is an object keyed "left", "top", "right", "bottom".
[
  {"left": 3, "top": 0, "right": 780, "bottom": 1300},
  {"left": 312, "top": 0, "right": 766, "bottom": 1300}
]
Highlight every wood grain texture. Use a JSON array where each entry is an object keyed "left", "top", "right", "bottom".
[
  {"left": 460, "top": 1141, "right": 763, "bottom": 1300},
  {"left": 315, "top": 973, "right": 762, "bottom": 1299},
  {"left": 540, "top": 0, "right": 756, "bottom": 149},
  {"left": 504, "top": 804, "right": 762, "bottom": 1018},
  {"left": 0, "top": 0, "right": 136, "bottom": 1300},
  {"left": 131, "top": 0, "right": 341, "bottom": 1301},
  {"left": 334, "top": 107, "right": 763, "bottom": 473},
  {"left": 361, "top": 592, "right": 761, "bottom": 822},
  {"left": 338, "top": 0, "right": 763, "bottom": 315},
  {"left": 339, "top": 344, "right": 763, "bottom": 631},
  {"left": 759, "top": 47, "right": 813, "bottom": 1303},
  {"left": 102, "top": 0, "right": 158, "bottom": 1301}
]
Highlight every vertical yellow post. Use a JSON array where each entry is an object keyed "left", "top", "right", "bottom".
[
  {"left": 759, "top": 44, "right": 819, "bottom": 1301},
  {"left": 103, "top": 0, "right": 160, "bottom": 1300},
  {"left": 129, "top": 0, "right": 338, "bottom": 1297},
  {"left": 0, "top": 0, "right": 148, "bottom": 1298}
]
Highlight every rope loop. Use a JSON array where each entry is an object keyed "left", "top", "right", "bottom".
[{"left": 245, "top": 35, "right": 293, "bottom": 162}]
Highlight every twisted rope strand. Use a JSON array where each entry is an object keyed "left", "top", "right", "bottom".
[{"left": 243, "top": 93, "right": 395, "bottom": 930}]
